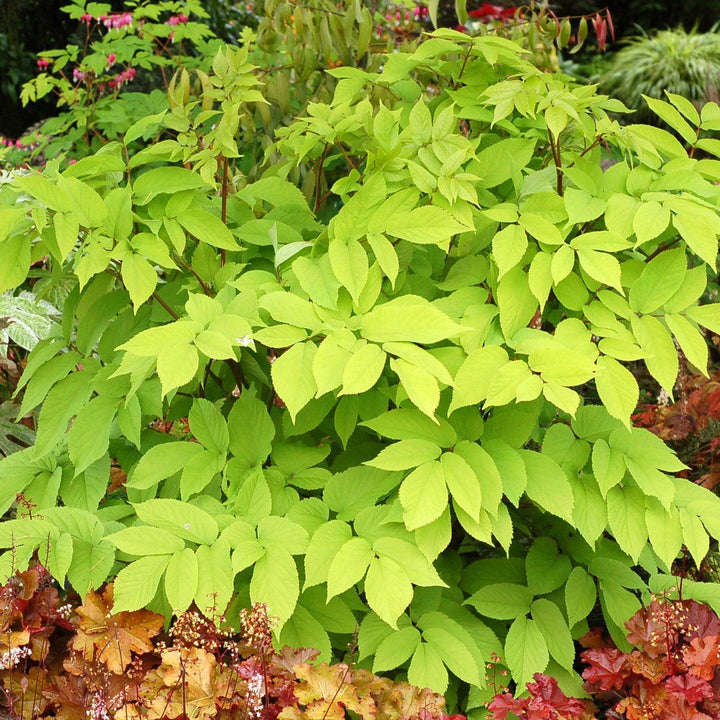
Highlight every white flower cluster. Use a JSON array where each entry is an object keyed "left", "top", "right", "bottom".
[
  {"left": 87, "top": 692, "right": 110, "bottom": 720},
  {"left": 0, "top": 645, "right": 31, "bottom": 670},
  {"left": 246, "top": 671, "right": 264, "bottom": 720}
]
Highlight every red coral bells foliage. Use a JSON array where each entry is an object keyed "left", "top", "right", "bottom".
[
  {"left": 488, "top": 673, "right": 593, "bottom": 720},
  {"left": 581, "top": 598, "right": 720, "bottom": 719},
  {"left": 490, "top": 597, "right": 720, "bottom": 720}
]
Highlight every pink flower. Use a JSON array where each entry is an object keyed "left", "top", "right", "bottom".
[
  {"left": 178, "top": 13, "right": 189, "bottom": 23},
  {"left": 15, "top": 140, "right": 22, "bottom": 148},
  {"left": 81, "top": 12, "right": 93, "bottom": 23},
  {"left": 166, "top": 15, "right": 180, "bottom": 26},
  {"left": 111, "top": 67, "right": 136, "bottom": 89},
  {"left": 103, "top": 12, "right": 132, "bottom": 30},
  {"left": 37, "top": 58, "right": 50, "bottom": 69},
  {"left": 72, "top": 67, "right": 87, "bottom": 83},
  {"left": 107, "top": 53, "right": 116, "bottom": 66}
]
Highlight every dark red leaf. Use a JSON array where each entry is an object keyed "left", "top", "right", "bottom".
[{"left": 582, "top": 648, "right": 632, "bottom": 691}]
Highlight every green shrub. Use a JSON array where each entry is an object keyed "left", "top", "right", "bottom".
[
  {"left": 5, "top": 21, "right": 720, "bottom": 719},
  {"left": 596, "top": 27, "right": 720, "bottom": 124}
]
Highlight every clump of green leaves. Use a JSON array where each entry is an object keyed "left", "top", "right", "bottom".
[{"left": 5, "top": 18, "right": 720, "bottom": 720}]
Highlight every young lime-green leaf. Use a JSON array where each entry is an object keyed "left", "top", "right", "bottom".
[
  {"left": 367, "top": 234, "right": 400, "bottom": 286},
  {"left": 423, "top": 625, "right": 482, "bottom": 685},
  {"left": 643, "top": 95, "right": 697, "bottom": 144},
  {"left": 550, "top": 249, "right": 576, "bottom": 293},
  {"left": 528, "top": 348, "right": 595, "bottom": 387},
  {"left": 129, "top": 441, "right": 204, "bottom": 490},
  {"left": 606, "top": 486, "right": 648, "bottom": 561},
  {"left": 492, "top": 225, "right": 528, "bottom": 279},
  {"left": 68, "top": 394, "right": 117, "bottom": 475},
  {"left": 304, "top": 520, "right": 352, "bottom": 589},
  {"left": 329, "top": 237, "right": 368, "bottom": 304},
  {"left": 194, "top": 330, "right": 234, "bottom": 359},
  {"left": 195, "top": 541, "right": 234, "bottom": 616},
  {"left": 665, "top": 314, "right": 708, "bottom": 375},
  {"left": 0, "top": 235, "right": 33, "bottom": 296},
  {"left": 399, "top": 461, "right": 448, "bottom": 531},
  {"left": 132, "top": 167, "right": 208, "bottom": 204},
  {"left": 595, "top": 356, "right": 639, "bottom": 428},
  {"left": 112, "top": 555, "right": 171, "bottom": 614},
  {"left": 251, "top": 545, "right": 299, "bottom": 625},
  {"left": 373, "top": 626, "right": 422, "bottom": 672},
  {"left": 565, "top": 567, "right": 597, "bottom": 628},
  {"left": 465, "top": 583, "right": 533, "bottom": 620},
  {"left": 133, "top": 499, "right": 219, "bottom": 545},
  {"left": 564, "top": 188, "right": 606, "bottom": 225},
  {"left": 107, "top": 526, "right": 184, "bottom": 556},
  {"left": 361, "top": 408, "right": 457, "bottom": 446},
  {"left": 365, "top": 556, "right": 413, "bottom": 629},
  {"left": 390, "top": 358, "right": 440, "bottom": 419},
  {"left": 686, "top": 304, "right": 720, "bottom": 335},
  {"left": 257, "top": 516, "right": 309, "bottom": 554},
  {"left": 633, "top": 201, "right": 671, "bottom": 245},
  {"left": 497, "top": 266, "right": 537, "bottom": 340},
  {"left": 504, "top": 616, "right": 549, "bottom": 689},
  {"left": 327, "top": 537, "right": 373, "bottom": 599},
  {"left": 599, "top": 579, "right": 641, "bottom": 633},
  {"left": 645, "top": 500, "right": 682, "bottom": 570},
  {"left": 177, "top": 207, "right": 239, "bottom": 251},
  {"left": 631, "top": 314, "right": 678, "bottom": 395},
  {"left": 157, "top": 342, "right": 199, "bottom": 397},
  {"left": 164, "top": 548, "right": 199, "bottom": 613},
  {"left": 372, "top": 537, "right": 445, "bottom": 587},
  {"left": 46, "top": 534, "right": 73, "bottom": 586},
  {"left": 673, "top": 209, "right": 718, "bottom": 268},
  {"left": 367, "top": 439, "right": 442, "bottom": 471},
  {"left": 259, "top": 292, "right": 321, "bottom": 331},
  {"left": 189, "top": 398, "right": 229, "bottom": 454},
  {"left": 528, "top": 252, "right": 553, "bottom": 309},
  {"left": 271, "top": 342, "right": 318, "bottom": 421},
  {"left": 521, "top": 450, "right": 574, "bottom": 522},
  {"left": 679, "top": 508, "right": 710, "bottom": 569},
  {"left": 408, "top": 642, "right": 448, "bottom": 694},
  {"left": 577, "top": 249, "right": 622, "bottom": 293},
  {"left": 530, "top": 599, "right": 574, "bottom": 670},
  {"left": 121, "top": 254, "right": 157, "bottom": 312},
  {"left": 382, "top": 342, "right": 454, "bottom": 386},
  {"left": 629, "top": 247, "right": 686, "bottom": 314},
  {"left": 228, "top": 466, "right": 272, "bottom": 523},
  {"left": 441, "top": 451, "right": 482, "bottom": 522},
  {"left": 360, "top": 295, "right": 466, "bottom": 344},
  {"left": 450, "top": 346, "right": 509, "bottom": 413},
  {"left": 454, "top": 441, "right": 502, "bottom": 517},
  {"left": 384, "top": 205, "right": 469, "bottom": 245},
  {"left": 228, "top": 390, "right": 275, "bottom": 467},
  {"left": 340, "top": 343, "right": 386, "bottom": 395},
  {"left": 279, "top": 605, "right": 331, "bottom": 664},
  {"left": 591, "top": 438, "right": 626, "bottom": 497}
]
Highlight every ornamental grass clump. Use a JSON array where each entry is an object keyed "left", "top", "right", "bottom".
[{"left": 597, "top": 27, "right": 720, "bottom": 124}]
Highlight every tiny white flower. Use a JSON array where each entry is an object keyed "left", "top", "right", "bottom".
[
  {"left": 236, "top": 335, "right": 254, "bottom": 348},
  {"left": 184, "top": 523, "right": 191, "bottom": 529}
]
